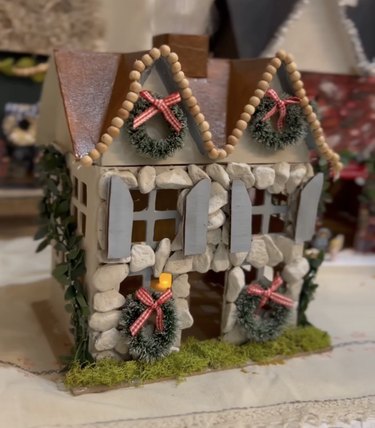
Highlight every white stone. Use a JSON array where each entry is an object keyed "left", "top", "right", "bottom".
[
  {"left": 89, "top": 310, "right": 121, "bottom": 332},
  {"left": 138, "top": 166, "right": 156, "bottom": 194},
  {"left": 286, "top": 164, "right": 307, "bottom": 194},
  {"left": 93, "top": 290, "right": 125, "bottom": 312},
  {"left": 274, "top": 162, "right": 290, "bottom": 185},
  {"left": 97, "top": 202, "right": 107, "bottom": 249},
  {"left": 246, "top": 238, "right": 269, "bottom": 268},
  {"left": 192, "top": 245, "right": 214, "bottom": 273},
  {"left": 285, "top": 279, "right": 304, "bottom": 302},
  {"left": 229, "top": 252, "right": 247, "bottom": 266},
  {"left": 92, "top": 264, "right": 129, "bottom": 292},
  {"left": 222, "top": 323, "right": 248, "bottom": 345},
  {"left": 175, "top": 298, "right": 194, "bottom": 329},
  {"left": 221, "top": 222, "right": 229, "bottom": 245},
  {"left": 177, "top": 189, "right": 189, "bottom": 215},
  {"left": 206, "top": 164, "right": 231, "bottom": 189},
  {"left": 95, "top": 350, "right": 121, "bottom": 361},
  {"left": 242, "top": 264, "right": 252, "bottom": 272},
  {"left": 226, "top": 163, "right": 255, "bottom": 188},
  {"left": 94, "top": 328, "right": 121, "bottom": 351},
  {"left": 212, "top": 243, "right": 231, "bottom": 272},
  {"left": 305, "top": 163, "right": 315, "bottom": 180},
  {"left": 282, "top": 257, "right": 310, "bottom": 283},
  {"left": 130, "top": 244, "right": 155, "bottom": 272},
  {"left": 208, "top": 182, "right": 228, "bottom": 214},
  {"left": 226, "top": 266, "right": 245, "bottom": 302},
  {"left": 153, "top": 238, "right": 171, "bottom": 277},
  {"left": 188, "top": 164, "right": 210, "bottom": 184},
  {"left": 207, "top": 209, "right": 226, "bottom": 230},
  {"left": 119, "top": 170, "right": 138, "bottom": 188},
  {"left": 273, "top": 235, "right": 304, "bottom": 264},
  {"left": 222, "top": 303, "right": 237, "bottom": 333},
  {"left": 98, "top": 170, "right": 117, "bottom": 199},
  {"left": 171, "top": 223, "right": 183, "bottom": 251},
  {"left": 172, "top": 274, "right": 190, "bottom": 298},
  {"left": 263, "top": 265, "right": 274, "bottom": 281},
  {"left": 261, "top": 235, "right": 283, "bottom": 266},
  {"left": 114, "top": 335, "right": 130, "bottom": 355},
  {"left": 171, "top": 330, "right": 182, "bottom": 350},
  {"left": 164, "top": 251, "right": 193, "bottom": 274},
  {"left": 155, "top": 168, "right": 193, "bottom": 189},
  {"left": 254, "top": 166, "right": 275, "bottom": 189},
  {"left": 268, "top": 183, "right": 285, "bottom": 194},
  {"left": 207, "top": 229, "right": 221, "bottom": 245}
]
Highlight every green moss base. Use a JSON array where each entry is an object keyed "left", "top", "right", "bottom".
[{"left": 65, "top": 326, "right": 330, "bottom": 391}]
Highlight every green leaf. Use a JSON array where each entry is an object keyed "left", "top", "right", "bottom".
[
  {"left": 71, "top": 263, "right": 86, "bottom": 279},
  {"left": 65, "top": 303, "right": 74, "bottom": 313},
  {"left": 34, "top": 225, "right": 49, "bottom": 240},
  {"left": 36, "top": 239, "right": 50, "bottom": 253},
  {"left": 54, "top": 242, "right": 66, "bottom": 252},
  {"left": 64, "top": 286, "right": 76, "bottom": 300},
  {"left": 46, "top": 180, "right": 59, "bottom": 194},
  {"left": 56, "top": 200, "right": 70, "bottom": 216},
  {"left": 52, "top": 263, "right": 69, "bottom": 284}
]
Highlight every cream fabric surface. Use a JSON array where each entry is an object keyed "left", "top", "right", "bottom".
[{"left": 0, "top": 237, "right": 375, "bottom": 428}]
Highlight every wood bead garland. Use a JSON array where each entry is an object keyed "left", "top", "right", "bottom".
[
  {"left": 262, "top": 72, "right": 273, "bottom": 82},
  {"left": 218, "top": 149, "right": 227, "bottom": 159},
  {"left": 133, "top": 60, "right": 145, "bottom": 72},
  {"left": 224, "top": 144, "right": 235, "bottom": 154},
  {"left": 186, "top": 96, "right": 197, "bottom": 107},
  {"left": 126, "top": 92, "right": 138, "bottom": 103},
  {"left": 80, "top": 155, "right": 93, "bottom": 167},
  {"left": 149, "top": 48, "right": 161, "bottom": 59},
  {"left": 173, "top": 71, "right": 185, "bottom": 83},
  {"left": 249, "top": 96, "right": 261, "bottom": 107},
  {"left": 181, "top": 88, "right": 192, "bottom": 99},
  {"left": 240, "top": 112, "right": 251, "bottom": 122},
  {"left": 101, "top": 133, "right": 113, "bottom": 146},
  {"left": 265, "top": 64, "right": 277, "bottom": 75},
  {"left": 276, "top": 50, "right": 287, "bottom": 60},
  {"left": 270, "top": 57, "right": 282, "bottom": 68},
  {"left": 232, "top": 128, "right": 243, "bottom": 139},
  {"left": 236, "top": 120, "right": 247, "bottom": 131},
  {"left": 96, "top": 142, "right": 108, "bottom": 154},
  {"left": 108, "top": 126, "right": 120, "bottom": 138},
  {"left": 203, "top": 140, "right": 214, "bottom": 150},
  {"left": 179, "top": 79, "right": 189, "bottom": 89},
  {"left": 244, "top": 104, "right": 256, "bottom": 115},
  {"left": 89, "top": 149, "right": 100, "bottom": 160},
  {"left": 199, "top": 121, "right": 210, "bottom": 132},
  {"left": 111, "top": 117, "right": 124, "bottom": 128},
  {"left": 228, "top": 135, "right": 239, "bottom": 146},
  {"left": 190, "top": 104, "right": 200, "bottom": 116},
  {"left": 208, "top": 148, "right": 219, "bottom": 159},
  {"left": 160, "top": 45, "right": 171, "bottom": 56},
  {"left": 171, "top": 62, "right": 182, "bottom": 74},
  {"left": 122, "top": 100, "right": 134, "bottom": 111},
  {"left": 167, "top": 53, "right": 178, "bottom": 64},
  {"left": 130, "top": 81, "right": 142, "bottom": 93},
  {"left": 257, "top": 80, "right": 269, "bottom": 92},
  {"left": 129, "top": 70, "right": 141, "bottom": 81},
  {"left": 141, "top": 54, "right": 153, "bottom": 67},
  {"left": 254, "top": 89, "right": 265, "bottom": 99},
  {"left": 118, "top": 108, "right": 130, "bottom": 120},
  {"left": 202, "top": 131, "right": 212, "bottom": 142}
]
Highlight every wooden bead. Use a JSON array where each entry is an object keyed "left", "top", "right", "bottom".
[
  {"left": 89, "top": 148, "right": 100, "bottom": 160},
  {"left": 203, "top": 140, "right": 214, "bottom": 151},
  {"left": 208, "top": 148, "right": 219, "bottom": 159},
  {"left": 130, "top": 81, "right": 142, "bottom": 93},
  {"left": 236, "top": 119, "right": 247, "bottom": 131},
  {"left": 286, "top": 61, "right": 297, "bottom": 73},
  {"left": 224, "top": 144, "right": 235, "bottom": 154},
  {"left": 171, "top": 61, "right": 182, "bottom": 73},
  {"left": 332, "top": 153, "right": 340, "bottom": 162},
  {"left": 316, "top": 136, "right": 325, "bottom": 146},
  {"left": 186, "top": 96, "right": 197, "bottom": 107},
  {"left": 254, "top": 89, "right": 265, "bottom": 99},
  {"left": 276, "top": 50, "right": 287, "bottom": 60},
  {"left": 194, "top": 113, "right": 205, "bottom": 124},
  {"left": 181, "top": 87, "right": 193, "bottom": 99},
  {"left": 313, "top": 128, "right": 323, "bottom": 138},
  {"left": 96, "top": 142, "right": 108, "bottom": 154},
  {"left": 295, "top": 88, "right": 306, "bottom": 98},
  {"left": 319, "top": 144, "right": 329, "bottom": 154},
  {"left": 265, "top": 64, "right": 277, "bottom": 75},
  {"left": 173, "top": 71, "right": 185, "bottom": 82},
  {"left": 126, "top": 91, "right": 138, "bottom": 103},
  {"left": 307, "top": 112, "right": 317, "bottom": 123},
  {"left": 218, "top": 149, "right": 227, "bottom": 159},
  {"left": 117, "top": 108, "right": 129, "bottom": 120},
  {"left": 129, "top": 70, "right": 141, "bottom": 80},
  {"left": 293, "top": 80, "right": 304, "bottom": 90},
  {"left": 108, "top": 125, "right": 120, "bottom": 138},
  {"left": 228, "top": 135, "right": 239, "bottom": 146},
  {"left": 149, "top": 47, "right": 161, "bottom": 59},
  {"left": 240, "top": 112, "right": 251, "bottom": 122},
  {"left": 199, "top": 121, "right": 210, "bottom": 132},
  {"left": 310, "top": 120, "right": 321, "bottom": 131},
  {"left": 325, "top": 150, "right": 334, "bottom": 160},
  {"left": 101, "top": 133, "right": 113, "bottom": 146},
  {"left": 336, "top": 162, "right": 344, "bottom": 172},
  {"left": 232, "top": 128, "right": 243, "bottom": 139},
  {"left": 160, "top": 45, "right": 171, "bottom": 56},
  {"left": 290, "top": 71, "right": 301, "bottom": 82},
  {"left": 299, "top": 96, "right": 310, "bottom": 107},
  {"left": 122, "top": 100, "right": 134, "bottom": 111},
  {"left": 285, "top": 53, "right": 294, "bottom": 64},
  {"left": 190, "top": 104, "right": 200, "bottom": 116},
  {"left": 262, "top": 72, "right": 273, "bottom": 82},
  {"left": 244, "top": 104, "right": 255, "bottom": 115},
  {"left": 133, "top": 60, "right": 145, "bottom": 72},
  {"left": 167, "top": 52, "right": 179, "bottom": 64},
  {"left": 202, "top": 131, "right": 212, "bottom": 141},
  {"left": 141, "top": 54, "right": 153, "bottom": 67},
  {"left": 303, "top": 105, "right": 313, "bottom": 115},
  {"left": 112, "top": 117, "right": 124, "bottom": 128},
  {"left": 257, "top": 80, "right": 269, "bottom": 91},
  {"left": 179, "top": 78, "right": 189, "bottom": 88},
  {"left": 270, "top": 57, "right": 282, "bottom": 68},
  {"left": 249, "top": 96, "right": 261, "bottom": 107},
  {"left": 80, "top": 155, "right": 93, "bottom": 167}
]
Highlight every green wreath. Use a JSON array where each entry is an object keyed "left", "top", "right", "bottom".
[
  {"left": 119, "top": 289, "right": 178, "bottom": 363},
  {"left": 235, "top": 278, "right": 291, "bottom": 342},
  {"left": 126, "top": 92, "right": 187, "bottom": 160},
  {"left": 249, "top": 92, "right": 308, "bottom": 151}
]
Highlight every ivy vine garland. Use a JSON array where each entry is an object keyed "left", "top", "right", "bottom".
[
  {"left": 126, "top": 91, "right": 187, "bottom": 160},
  {"left": 235, "top": 278, "right": 291, "bottom": 342},
  {"left": 249, "top": 92, "right": 308, "bottom": 151},
  {"left": 119, "top": 289, "right": 178, "bottom": 363}
]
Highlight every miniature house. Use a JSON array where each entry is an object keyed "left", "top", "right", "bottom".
[{"left": 37, "top": 35, "right": 341, "bottom": 361}]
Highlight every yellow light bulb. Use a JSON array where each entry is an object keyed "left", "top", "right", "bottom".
[{"left": 151, "top": 272, "right": 172, "bottom": 292}]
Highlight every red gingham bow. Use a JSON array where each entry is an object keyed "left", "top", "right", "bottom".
[
  {"left": 133, "top": 90, "right": 182, "bottom": 132},
  {"left": 247, "top": 274, "right": 293, "bottom": 312},
  {"left": 130, "top": 288, "right": 173, "bottom": 337},
  {"left": 261, "top": 89, "right": 300, "bottom": 131}
]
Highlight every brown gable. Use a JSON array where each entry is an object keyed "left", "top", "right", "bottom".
[{"left": 55, "top": 50, "right": 121, "bottom": 159}]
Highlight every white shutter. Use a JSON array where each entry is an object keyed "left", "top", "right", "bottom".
[{"left": 230, "top": 179, "right": 252, "bottom": 253}]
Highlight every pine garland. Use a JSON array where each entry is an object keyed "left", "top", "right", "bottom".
[
  {"left": 126, "top": 92, "right": 187, "bottom": 160},
  {"left": 235, "top": 279, "right": 291, "bottom": 342},
  {"left": 249, "top": 93, "right": 308, "bottom": 151},
  {"left": 119, "top": 290, "right": 178, "bottom": 363}
]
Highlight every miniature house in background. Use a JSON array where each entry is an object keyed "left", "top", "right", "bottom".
[{"left": 37, "top": 34, "right": 341, "bottom": 361}]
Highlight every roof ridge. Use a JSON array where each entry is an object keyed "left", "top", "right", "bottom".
[
  {"left": 227, "top": 50, "right": 343, "bottom": 177},
  {"left": 80, "top": 45, "right": 222, "bottom": 167}
]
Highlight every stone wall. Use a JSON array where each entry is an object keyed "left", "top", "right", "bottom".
[{"left": 89, "top": 161, "right": 314, "bottom": 359}]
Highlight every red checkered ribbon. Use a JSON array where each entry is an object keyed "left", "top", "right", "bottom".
[
  {"left": 247, "top": 274, "right": 293, "bottom": 311},
  {"left": 261, "top": 89, "right": 300, "bottom": 131},
  {"left": 130, "top": 288, "right": 173, "bottom": 337},
  {"left": 133, "top": 90, "right": 182, "bottom": 132}
]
